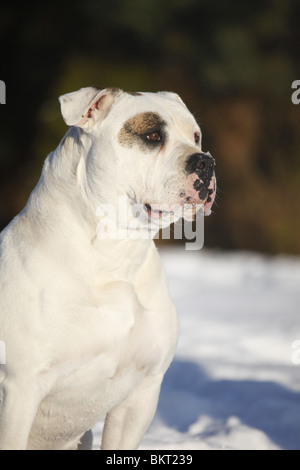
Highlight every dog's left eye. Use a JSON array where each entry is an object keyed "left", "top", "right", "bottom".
[
  {"left": 194, "top": 132, "right": 200, "bottom": 145},
  {"left": 146, "top": 132, "right": 161, "bottom": 142}
]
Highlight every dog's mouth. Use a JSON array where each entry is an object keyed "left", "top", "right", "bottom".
[
  {"left": 142, "top": 200, "right": 203, "bottom": 223},
  {"left": 144, "top": 186, "right": 216, "bottom": 219},
  {"left": 140, "top": 173, "right": 216, "bottom": 225},
  {"left": 143, "top": 203, "right": 175, "bottom": 219}
]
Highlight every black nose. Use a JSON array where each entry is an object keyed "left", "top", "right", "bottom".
[{"left": 185, "top": 152, "right": 215, "bottom": 177}]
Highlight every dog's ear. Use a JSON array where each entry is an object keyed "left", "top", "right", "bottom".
[{"left": 59, "top": 87, "right": 121, "bottom": 129}]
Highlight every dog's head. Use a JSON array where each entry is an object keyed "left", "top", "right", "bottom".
[{"left": 59, "top": 87, "right": 216, "bottom": 231}]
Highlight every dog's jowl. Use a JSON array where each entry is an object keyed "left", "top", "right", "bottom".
[{"left": 0, "top": 87, "right": 216, "bottom": 450}]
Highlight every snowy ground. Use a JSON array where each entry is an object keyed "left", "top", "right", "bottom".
[{"left": 93, "top": 248, "right": 300, "bottom": 450}]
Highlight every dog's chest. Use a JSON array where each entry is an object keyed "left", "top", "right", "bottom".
[{"left": 29, "top": 299, "right": 176, "bottom": 449}]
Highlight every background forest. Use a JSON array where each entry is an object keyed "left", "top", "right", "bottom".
[{"left": 1, "top": 0, "right": 299, "bottom": 254}]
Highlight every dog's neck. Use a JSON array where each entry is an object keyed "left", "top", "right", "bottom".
[{"left": 25, "top": 127, "right": 97, "bottom": 232}]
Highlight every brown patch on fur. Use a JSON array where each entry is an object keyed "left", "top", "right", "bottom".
[
  {"left": 106, "top": 87, "right": 122, "bottom": 94},
  {"left": 118, "top": 112, "right": 167, "bottom": 151},
  {"left": 118, "top": 112, "right": 166, "bottom": 147}
]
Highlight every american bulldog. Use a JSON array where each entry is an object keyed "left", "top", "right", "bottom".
[{"left": 0, "top": 87, "right": 216, "bottom": 449}]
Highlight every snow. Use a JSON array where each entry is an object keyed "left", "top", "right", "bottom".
[{"left": 93, "top": 248, "right": 300, "bottom": 450}]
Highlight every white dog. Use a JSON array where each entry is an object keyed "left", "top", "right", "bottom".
[{"left": 0, "top": 87, "right": 216, "bottom": 450}]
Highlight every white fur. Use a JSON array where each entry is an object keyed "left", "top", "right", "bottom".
[{"left": 0, "top": 87, "right": 208, "bottom": 450}]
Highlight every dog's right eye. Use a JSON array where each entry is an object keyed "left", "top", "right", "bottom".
[{"left": 146, "top": 132, "right": 161, "bottom": 142}]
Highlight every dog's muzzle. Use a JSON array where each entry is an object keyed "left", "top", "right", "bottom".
[{"left": 141, "top": 151, "right": 216, "bottom": 223}]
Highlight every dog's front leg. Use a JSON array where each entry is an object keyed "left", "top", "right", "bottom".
[
  {"left": 0, "top": 378, "right": 40, "bottom": 450},
  {"left": 101, "top": 373, "right": 163, "bottom": 450}
]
